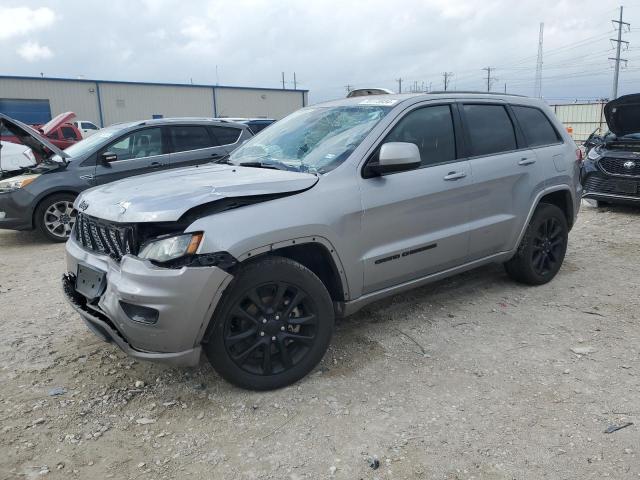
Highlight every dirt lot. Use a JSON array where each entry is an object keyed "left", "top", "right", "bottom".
[{"left": 1, "top": 202, "right": 639, "bottom": 480}]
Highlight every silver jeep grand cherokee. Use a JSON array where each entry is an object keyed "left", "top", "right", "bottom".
[{"left": 63, "top": 93, "right": 582, "bottom": 390}]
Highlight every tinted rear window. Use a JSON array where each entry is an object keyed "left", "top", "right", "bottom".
[
  {"left": 512, "top": 106, "right": 560, "bottom": 147},
  {"left": 169, "top": 126, "right": 212, "bottom": 152},
  {"left": 463, "top": 104, "right": 517, "bottom": 156},
  {"left": 211, "top": 126, "right": 241, "bottom": 145}
]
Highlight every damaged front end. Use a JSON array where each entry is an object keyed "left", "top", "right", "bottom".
[{"left": 64, "top": 217, "right": 237, "bottom": 366}]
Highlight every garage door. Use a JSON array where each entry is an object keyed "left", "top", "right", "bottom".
[{"left": 0, "top": 99, "right": 52, "bottom": 124}]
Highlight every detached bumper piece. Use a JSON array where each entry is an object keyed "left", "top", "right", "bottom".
[{"left": 62, "top": 273, "right": 202, "bottom": 366}]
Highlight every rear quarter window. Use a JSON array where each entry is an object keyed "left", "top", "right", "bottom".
[{"left": 512, "top": 105, "right": 561, "bottom": 147}]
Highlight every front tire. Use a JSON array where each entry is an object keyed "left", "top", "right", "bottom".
[
  {"left": 504, "top": 203, "right": 568, "bottom": 285},
  {"left": 204, "top": 256, "right": 334, "bottom": 390},
  {"left": 34, "top": 193, "right": 77, "bottom": 242}
]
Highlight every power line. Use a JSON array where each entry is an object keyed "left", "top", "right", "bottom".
[{"left": 610, "top": 5, "right": 630, "bottom": 99}]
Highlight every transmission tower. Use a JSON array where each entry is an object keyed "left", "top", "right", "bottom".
[
  {"left": 610, "top": 6, "right": 630, "bottom": 99},
  {"left": 534, "top": 22, "right": 544, "bottom": 98}
]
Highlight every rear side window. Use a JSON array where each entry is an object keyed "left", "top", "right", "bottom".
[
  {"left": 211, "top": 126, "right": 241, "bottom": 145},
  {"left": 169, "top": 126, "right": 213, "bottom": 152},
  {"left": 512, "top": 106, "right": 560, "bottom": 147},
  {"left": 82, "top": 122, "right": 98, "bottom": 130},
  {"left": 463, "top": 104, "right": 517, "bottom": 156},
  {"left": 384, "top": 105, "right": 456, "bottom": 167}
]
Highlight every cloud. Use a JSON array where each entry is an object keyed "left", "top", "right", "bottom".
[
  {"left": 0, "top": 7, "right": 56, "bottom": 40},
  {"left": 1, "top": 0, "right": 636, "bottom": 101},
  {"left": 17, "top": 41, "right": 53, "bottom": 62}
]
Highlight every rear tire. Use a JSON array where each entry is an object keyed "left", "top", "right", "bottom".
[
  {"left": 204, "top": 256, "right": 334, "bottom": 390},
  {"left": 504, "top": 203, "right": 568, "bottom": 285},
  {"left": 34, "top": 193, "right": 77, "bottom": 243}
]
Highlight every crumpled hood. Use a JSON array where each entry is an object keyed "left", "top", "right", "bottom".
[
  {"left": 604, "top": 94, "right": 640, "bottom": 137},
  {"left": 76, "top": 164, "right": 318, "bottom": 223}
]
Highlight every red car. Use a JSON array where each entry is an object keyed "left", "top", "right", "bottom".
[{"left": 1, "top": 112, "right": 82, "bottom": 150}]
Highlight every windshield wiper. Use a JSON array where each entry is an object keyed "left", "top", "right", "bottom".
[{"left": 236, "top": 160, "right": 290, "bottom": 171}]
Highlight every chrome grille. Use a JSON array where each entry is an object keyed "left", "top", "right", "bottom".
[
  {"left": 75, "top": 213, "right": 136, "bottom": 261},
  {"left": 598, "top": 157, "right": 640, "bottom": 177}
]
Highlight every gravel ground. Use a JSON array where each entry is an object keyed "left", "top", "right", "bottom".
[{"left": 1, "top": 202, "right": 639, "bottom": 480}]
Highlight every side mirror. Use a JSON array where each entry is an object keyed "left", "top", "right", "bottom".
[
  {"left": 365, "top": 142, "right": 421, "bottom": 177},
  {"left": 101, "top": 151, "right": 117, "bottom": 164}
]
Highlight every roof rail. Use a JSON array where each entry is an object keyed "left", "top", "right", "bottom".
[{"left": 427, "top": 90, "right": 527, "bottom": 97}]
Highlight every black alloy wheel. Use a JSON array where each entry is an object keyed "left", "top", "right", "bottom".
[
  {"left": 504, "top": 203, "right": 568, "bottom": 285},
  {"left": 205, "top": 256, "right": 334, "bottom": 390},
  {"left": 531, "top": 217, "right": 564, "bottom": 276},
  {"left": 224, "top": 282, "right": 318, "bottom": 376}
]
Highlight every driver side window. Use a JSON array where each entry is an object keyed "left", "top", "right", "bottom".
[
  {"left": 383, "top": 105, "right": 457, "bottom": 168},
  {"left": 106, "top": 127, "right": 163, "bottom": 161}
]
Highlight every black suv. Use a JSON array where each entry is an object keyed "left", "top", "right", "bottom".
[{"left": 582, "top": 94, "right": 640, "bottom": 206}]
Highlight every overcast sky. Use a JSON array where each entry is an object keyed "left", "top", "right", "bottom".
[{"left": 2, "top": 0, "right": 640, "bottom": 104}]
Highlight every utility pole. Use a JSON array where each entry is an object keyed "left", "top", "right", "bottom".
[
  {"left": 282, "top": 72, "right": 286, "bottom": 89},
  {"left": 534, "top": 22, "right": 544, "bottom": 98},
  {"left": 345, "top": 84, "right": 353, "bottom": 94},
  {"left": 293, "top": 72, "right": 297, "bottom": 90},
  {"left": 482, "top": 67, "right": 494, "bottom": 92},
  {"left": 442, "top": 72, "right": 453, "bottom": 91},
  {"left": 610, "top": 6, "right": 630, "bottom": 99},
  {"left": 396, "top": 78, "right": 403, "bottom": 93}
]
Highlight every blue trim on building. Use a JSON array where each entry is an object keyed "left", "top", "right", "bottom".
[
  {"left": 212, "top": 87, "right": 218, "bottom": 117},
  {"left": 94, "top": 82, "right": 105, "bottom": 127},
  {"left": 0, "top": 75, "right": 308, "bottom": 93}
]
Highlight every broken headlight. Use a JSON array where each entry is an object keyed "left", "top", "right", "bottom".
[{"left": 138, "top": 232, "right": 203, "bottom": 263}]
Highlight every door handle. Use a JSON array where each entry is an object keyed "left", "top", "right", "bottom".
[
  {"left": 518, "top": 157, "right": 536, "bottom": 166},
  {"left": 210, "top": 153, "right": 223, "bottom": 159},
  {"left": 443, "top": 171, "right": 467, "bottom": 181},
  {"left": 150, "top": 161, "right": 163, "bottom": 167}
]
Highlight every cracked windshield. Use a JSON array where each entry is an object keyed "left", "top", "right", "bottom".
[{"left": 229, "top": 105, "right": 390, "bottom": 173}]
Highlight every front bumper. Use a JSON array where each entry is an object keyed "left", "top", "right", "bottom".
[
  {"left": 582, "top": 175, "right": 640, "bottom": 205},
  {"left": 0, "top": 189, "right": 35, "bottom": 230},
  {"left": 581, "top": 158, "right": 640, "bottom": 205},
  {"left": 63, "top": 236, "right": 233, "bottom": 366}
]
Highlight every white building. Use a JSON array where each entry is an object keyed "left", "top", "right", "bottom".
[{"left": 0, "top": 75, "right": 308, "bottom": 127}]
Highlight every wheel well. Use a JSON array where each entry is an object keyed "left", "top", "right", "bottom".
[
  {"left": 539, "top": 190, "right": 574, "bottom": 229},
  {"left": 267, "top": 243, "right": 345, "bottom": 302},
  {"left": 32, "top": 191, "right": 78, "bottom": 227}
]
